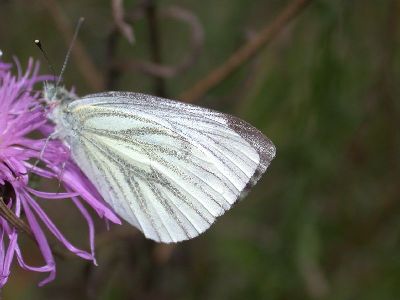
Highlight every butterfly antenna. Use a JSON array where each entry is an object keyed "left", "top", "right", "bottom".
[
  {"left": 56, "top": 17, "right": 85, "bottom": 89},
  {"left": 34, "top": 39, "right": 57, "bottom": 86}
]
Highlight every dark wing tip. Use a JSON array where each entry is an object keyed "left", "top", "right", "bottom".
[{"left": 224, "top": 114, "right": 276, "bottom": 197}]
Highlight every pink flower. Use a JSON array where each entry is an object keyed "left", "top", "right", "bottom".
[{"left": 0, "top": 58, "right": 120, "bottom": 287}]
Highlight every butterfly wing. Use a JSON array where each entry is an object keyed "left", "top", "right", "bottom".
[{"left": 62, "top": 92, "right": 276, "bottom": 243}]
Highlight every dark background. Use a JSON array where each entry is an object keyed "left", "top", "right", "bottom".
[{"left": 1, "top": 0, "right": 400, "bottom": 299}]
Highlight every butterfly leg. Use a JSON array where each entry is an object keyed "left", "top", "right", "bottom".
[
  {"left": 55, "top": 161, "right": 67, "bottom": 194},
  {"left": 28, "top": 131, "right": 59, "bottom": 174}
]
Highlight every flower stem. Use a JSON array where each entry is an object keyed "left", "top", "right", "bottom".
[
  {"left": 0, "top": 196, "right": 73, "bottom": 260},
  {"left": 0, "top": 196, "right": 33, "bottom": 238}
]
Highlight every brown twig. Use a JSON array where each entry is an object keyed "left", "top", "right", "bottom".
[
  {"left": 111, "top": 0, "right": 135, "bottom": 44},
  {"left": 179, "top": 0, "right": 313, "bottom": 102},
  {"left": 144, "top": 0, "right": 166, "bottom": 96},
  {"left": 0, "top": 195, "right": 77, "bottom": 260},
  {"left": 39, "top": 0, "right": 104, "bottom": 90},
  {"left": 0, "top": 196, "right": 33, "bottom": 238},
  {"left": 114, "top": 5, "right": 204, "bottom": 79},
  {"left": 105, "top": 28, "right": 122, "bottom": 90}
]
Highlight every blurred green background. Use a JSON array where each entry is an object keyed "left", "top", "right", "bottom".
[{"left": 1, "top": 0, "right": 400, "bottom": 299}]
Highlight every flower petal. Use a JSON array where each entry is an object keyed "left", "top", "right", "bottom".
[
  {"left": 23, "top": 191, "right": 94, "bottom": 261},
  {"left": 71, "top": 195, "right": 97, "bottom": 266},
  {"left": 26, "top": 187, "right": 80, "bottom": 199},
  {"left": 21, "top": 195, "right": 56, "bottom": 286}
]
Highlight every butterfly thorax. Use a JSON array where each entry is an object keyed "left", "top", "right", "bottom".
[{"left": 43, "top": 84, "right": 78, "bottom": 139}]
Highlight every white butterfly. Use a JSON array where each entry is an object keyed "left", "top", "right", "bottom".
[{"left": 44, "top": 85, "right": 276, "bottom": 243}]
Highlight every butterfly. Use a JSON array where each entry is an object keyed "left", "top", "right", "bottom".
[{"left": 44, "top": 84, "right": 276, "bottom": 243}]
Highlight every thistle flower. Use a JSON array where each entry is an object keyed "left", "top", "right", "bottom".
[{"left": 0, "top": 58, "right": 120, "bottom": 287}]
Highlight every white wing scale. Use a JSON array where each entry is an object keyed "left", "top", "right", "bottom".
[{"left": 59, "top": 92, "right": 276, "bottom": 243}]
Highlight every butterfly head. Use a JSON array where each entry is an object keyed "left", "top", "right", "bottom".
[{"left": 43, "top": 83, "right": 77, "bottom": 105}]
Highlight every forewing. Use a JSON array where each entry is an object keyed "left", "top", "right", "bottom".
[{"left": 65, "top": 92, "right": 276, "bottom": 243}]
